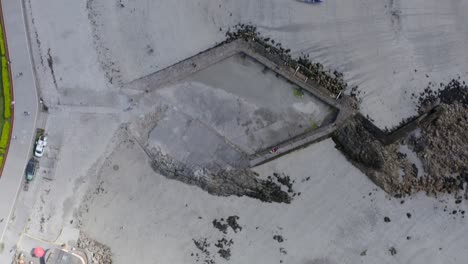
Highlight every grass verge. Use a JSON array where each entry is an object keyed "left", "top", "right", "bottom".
[
  {"left": 2, "top": 57, "right": 10, "bottom": 118},
  {"left": 0, "top": 21, "right": 12, "bottom": 173},
  {"left": 0, "top": 120, "right": 10, "bottom": 148}
]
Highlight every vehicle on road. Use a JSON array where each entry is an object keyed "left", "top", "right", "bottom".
[{"left": 34, "top": 134, "right": 47, "bottom": 157}]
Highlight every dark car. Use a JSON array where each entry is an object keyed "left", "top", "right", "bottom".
[{"left": 25, "top": 158, "right": 38, "bottom": 182}]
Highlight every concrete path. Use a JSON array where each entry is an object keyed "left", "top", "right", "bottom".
[{"left": 0, "top": 0, "right": 39, "bottom": 258}]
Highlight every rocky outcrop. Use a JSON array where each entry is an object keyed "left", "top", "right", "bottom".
[
  {"left": 333, "top": 99, "right": 468, "bottom": 198},
  {"left": 332, "top": 118, "right": 386, "bottom": 170},
  {"left": 151, "top": 150, "right": 292, "bottom": 204}
]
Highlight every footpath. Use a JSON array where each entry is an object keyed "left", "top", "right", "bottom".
[{"left": 0, "top": 0, "right": 39, "bottom": 261}]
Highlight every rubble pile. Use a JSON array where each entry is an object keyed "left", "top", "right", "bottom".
[
  {"left": 404, "top": 78, "right": 468, "bottom": 196},
  {"left": 334, "top": 79, "right": 468, "bottom": 198},
  {"left": 403, "top": 102, "right": 468, "bottom": 196},
  {"left": 77, "top": 232, "right": 113, "bottom": 264}
]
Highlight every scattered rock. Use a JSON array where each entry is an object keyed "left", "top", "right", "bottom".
[
  {"left": 214, "top": 238, "right": 233, "bottom": 260},
  {"left": 273, "top": 235, "right": 284, "bottom": 243},
  {"left": 192, "top": 238, "right": 214, "bottom": 264},
  {"left": 384, "top": 217, "right": 391, "bottom": 223},
  {"left": 212, "top": 219, "right": 229, "bottom": 234},
  {"left": 193, "top": 238, "right": 210, "bottom": 255},
  {"left": 212, "top": 216, "right": 242, "bottom": 234},
  {"left": 273, "top": 173, "right": 295, "bottom": 193},
  {"left": 279, "top": 247, "right": 287, "bottom": 255},
  {"left": 217, "top": 248, "right": 231, "bottom": 260},
  {"left": 226, "top": 216, "right": 242, "bottom": 233}
]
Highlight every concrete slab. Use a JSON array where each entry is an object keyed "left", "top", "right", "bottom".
[
  {"left": 148, "top": 107, "right": 248, "bottom": 170},
  {"left": 144, "top": 52, "right": 337, "bottom": 172}
]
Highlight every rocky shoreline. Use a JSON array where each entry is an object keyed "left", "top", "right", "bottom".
[
  {"left": 150, "top": 150, "right": 294, "bottom": 204},
  {"left": 333, "top": 79, "right": 468, "bottom": 198}
]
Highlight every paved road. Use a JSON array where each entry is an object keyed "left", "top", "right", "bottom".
[{"left": 0, "top": 0, "right": 39, "bottom": 253}]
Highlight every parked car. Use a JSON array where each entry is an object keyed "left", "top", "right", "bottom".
[
  {"left": 35, "top": 135, "right": 47, "bottom": 157},
  {"left": 25, "top": 158, "right": 38, "bottom": 182}
]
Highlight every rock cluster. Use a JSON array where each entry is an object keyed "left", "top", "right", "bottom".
[{"left": 417, "top": 78, "right": 468, "bottom": 112}]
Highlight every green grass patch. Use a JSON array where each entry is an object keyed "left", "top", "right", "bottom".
[
  {"left": 36, "top": 128, "right": 45, "bottom": 141},
  {"left": 0, "top": 120, "right": 10, "bottom": 150},
  {"left": 2, "top": 57, "right": 10, "bottom": 119},
  {"left": 0, "top": 23, "right": 4, "bottom": 56},
  {"left": 0, "top": 22, "right": 9, "bottom": 172},
  {"left": 293, "top": 87, "right": 304, "bottom": 98},
  {"left": 0, "top": 92, "right": 4, "bottom": 123},
  {"left": 310, "top": 120, "right": 318, "bottom": 130}
]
